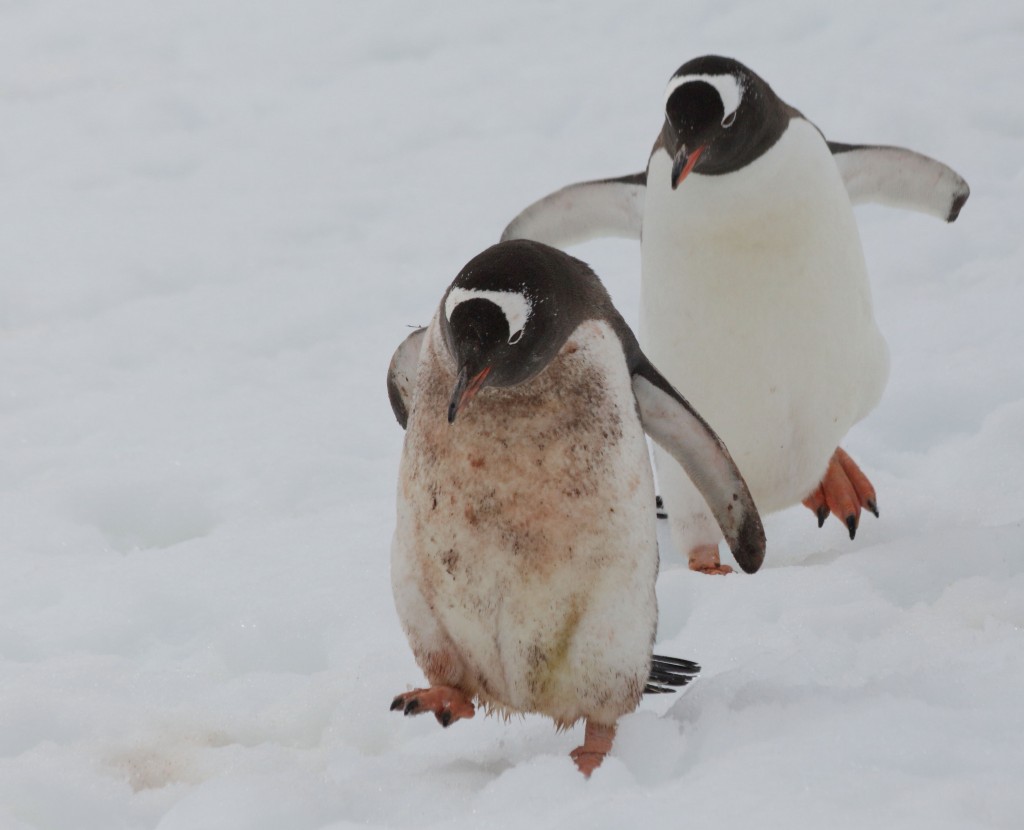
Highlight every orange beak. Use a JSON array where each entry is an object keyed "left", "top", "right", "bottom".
[{"left": 671, "top": 144, "right": 706, "bottom": 189}]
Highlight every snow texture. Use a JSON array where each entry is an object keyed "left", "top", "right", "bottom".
[{"left": 1, "top": 1, "right": 1021, "bottom": 828}]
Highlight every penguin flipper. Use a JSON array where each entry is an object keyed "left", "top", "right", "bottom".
[
  {"left": 501, "top": 172, "right": 646, "bottom": 247},
  {"left": 631, "top": 367, "right": 766, "bottom": 574},
  {"left": 387, "top": 327, "right": 427, "bottom": 429},
  {"left": 829, "top": 142, "right": 970, "bottom": 223}
]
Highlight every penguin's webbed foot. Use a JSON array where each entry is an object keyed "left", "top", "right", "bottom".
[
  {"left": 803, "top": 447, "right": 878, "bottom": 539},
  {"left": 687, "top": 543, "right": 733, "bottom": 575},
  {"left": 570, "top": 720, "right": 616, "bottom": 778},
  {"left": 389, "top": 685, "right": 476, "bottom": 727}
]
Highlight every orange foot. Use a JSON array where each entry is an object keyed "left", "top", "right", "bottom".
[
  {"left": 803, "top": 447, "right": 879, "bottom": 540},
  {"left": 570, "top": 720, "right": 616, "bottom": 777},
  {"left": 688, "top": 543, "right": 733, "bottom": 575},
  {"left": 390, "top": 685, "right": 476, "bottom": 728}
]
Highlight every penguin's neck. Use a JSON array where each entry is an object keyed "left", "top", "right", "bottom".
[
  {"left": 640, "top": 119, "right": 863, "bottom": 307},
  {"left": 646, "top": 120, "right": 848, "bottom": 244}
]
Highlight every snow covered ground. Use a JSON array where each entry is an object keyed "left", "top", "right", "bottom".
[{"left": 1, "top": 1, "right": 1022, "bottom": 828}]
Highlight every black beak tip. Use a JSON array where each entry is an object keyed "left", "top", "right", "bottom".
[{"left": 447, "top": 402, "right": 458, "bottom": 424}]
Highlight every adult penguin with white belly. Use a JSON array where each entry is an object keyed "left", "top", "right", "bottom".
[{"left": 503, "top": 55, "right": 970, "bottom": 574}]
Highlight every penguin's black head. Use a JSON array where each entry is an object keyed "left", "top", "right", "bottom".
[
  {"left": 440, "top": 240, "right": 602, "bottom": 423},
  {"left": 661, "top": 55, "right": 791, "bottom": 188}
]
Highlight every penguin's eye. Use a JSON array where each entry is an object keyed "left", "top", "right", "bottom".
[
  {"left": 722, "top": 110, "right": 737, "bottom": 128},
  {"left": 508, "top": 329, "right": 524, "bottom": 345}
]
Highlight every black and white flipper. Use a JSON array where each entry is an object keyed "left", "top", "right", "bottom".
[
  {"left": 829, "top": 142, "right": 970, "bottom": 222},
  {"left": 644, "top": 655, "right": 701, "bottom": 695},
  {"left": 387, "top": 327, "right": 426, "bottom": 429},
  {"left": 501, "top": 172, "right": 645, "bottom": 247},
  {"left": 631, "top": 362, "right": 766, "bottom": 574},
  {"left": 501, "top": 145, "right": 968, "bottom": 250}
]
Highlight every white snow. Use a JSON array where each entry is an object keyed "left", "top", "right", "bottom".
[{"left": 1, "top": 2, "right": 1021, "bottom": 829}]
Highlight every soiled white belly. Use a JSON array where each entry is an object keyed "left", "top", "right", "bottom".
[{"left": 392, "top": 318, "right": 659, "bottom": 727}]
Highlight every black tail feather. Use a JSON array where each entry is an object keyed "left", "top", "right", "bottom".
[{"left": 643, "top": 654, "right": 700, "bottom": 695}]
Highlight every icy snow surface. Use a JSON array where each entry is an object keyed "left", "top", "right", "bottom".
[{"left": 1, "top": 2, "right": 1022, "bottom": 828}]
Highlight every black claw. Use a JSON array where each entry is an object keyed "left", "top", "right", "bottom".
[
  {"left": 439, "top": 710, "right": 452, "bottom": 727},
  {"left": 846, "top": 515, "right": 858, "bottom": 540},
  {"left": 866, "top": 499, "right": 879, "bottom": 518},
  {"left": 816, "top": 505, "right": 828, "bottom": 528},
  {"left": 390, "top": 696, "right": 405, "bottom": 711},
  {"left": 403, "top": 698, "right": 420, "bottom": 715}
]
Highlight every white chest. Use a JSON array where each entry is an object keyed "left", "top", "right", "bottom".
[{"left": 639, "top": 119, "right": 889, "bottom": 502}]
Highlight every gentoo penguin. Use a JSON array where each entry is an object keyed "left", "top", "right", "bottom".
[
  {"left": 387, "top": 240, "right": 764, "bottom": 775},
  {"left": 502, "top": 55, "right": 970, "bottom": 574}
]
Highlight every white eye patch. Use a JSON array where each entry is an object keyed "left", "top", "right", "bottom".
[
  {"left": 444, "top": 287, "right": 533, "bottom": 344},
  {"left": 664, "top": 73, "right": 743, "bottom": 125}
]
